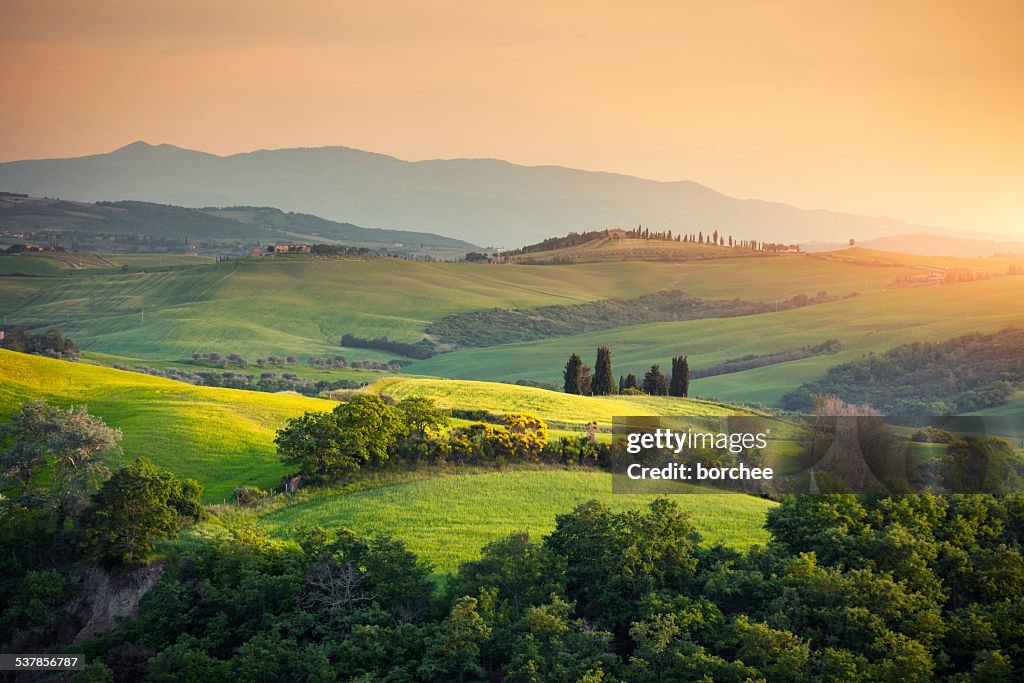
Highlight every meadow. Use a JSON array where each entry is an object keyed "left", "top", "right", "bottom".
[
  {"left": 412, "top": 275, "right": 1024, "bottom": 405},
  {"left": 371, "top": 377, "right": 739, "bottom": 425},
  {"left": 0, "top": 255, "right": 69, "bottom": 275},
  {"left": 252, "top": 469, "right": 775, "bottom": 572},
  {"left": 0, "top": 350, "right": 750, "bottom": 498},
  {"left": 0, "top": 349, "right": 332, "bottom": 500},
  {"left": 0, "top": 253, "right": 913, "bottom": 363}
]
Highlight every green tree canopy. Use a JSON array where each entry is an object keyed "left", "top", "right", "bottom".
[{"left": 79, "top": 457, "right": 204, "bottom": 566}]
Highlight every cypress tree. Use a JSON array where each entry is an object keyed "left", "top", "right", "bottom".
[
  {"left": 670, "top": 355, "right": 691, "bottom": 397},
  {"left": 624, "top": 373, "right": 639, "bottom": 390},
  {"left": 563, "top": 353, "right": 583, "bottom": 394},
  {"left": 642, "top": 364, "right": 669, "bottom": 396},
  {"left": 618, "top": 375, "right": 625, "bottom": 393},
  {"left": 592, "top": 346, "right": 614, "bottom": 396},
  {"left": 579, "top": 365, "right": 593, "bottom": 396}
]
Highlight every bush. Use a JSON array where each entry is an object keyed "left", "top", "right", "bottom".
[
  {"left": 232, "top": 486, "right": 269, "bottom": 506},
  {"left": 911, "top": 427, "right": 955, "bottom": 444}
]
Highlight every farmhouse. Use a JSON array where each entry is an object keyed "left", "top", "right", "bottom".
[
  {"left": 268, "top": 242, "right": 311, "bottom": 254},
  {"left": 607, "top": 228, "right": 628, "bottom": 240}
]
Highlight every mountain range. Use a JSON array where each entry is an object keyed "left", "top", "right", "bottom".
[{"left": 0, "top": 141, "right": 1001, "bottom": 249}]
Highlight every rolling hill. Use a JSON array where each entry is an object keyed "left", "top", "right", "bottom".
[
  {"left": 253, "top": 470, "right": 775, "bottom": 572},
  {"left": 0, "top": 193, "right": 475, "bottom": 249},
  {"left": 0, "top": 253, "right": 915, "bottom": 361},
  {"left": 0, "top": 348, "right": 332, "bottom": 500},
  {"left": 0, "top": 349, "right": 742, "bottom": 497},
  {"left": 4, "top": 251, "right": 1022, "bottom": 409},
  {"left": 0, "top": 141, "right": 961, "bottom": 248}
]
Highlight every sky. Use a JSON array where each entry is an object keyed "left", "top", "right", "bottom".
[{"left": 1, "top": 0, "right": 1022, "bottom": 237}]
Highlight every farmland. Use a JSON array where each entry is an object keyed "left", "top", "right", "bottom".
[{"left": 0, "top": 250, "right": 923, "bottom": 360}]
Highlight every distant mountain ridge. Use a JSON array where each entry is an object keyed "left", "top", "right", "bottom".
[
  {"left": 0, "top": 193, "right": 476, "bottom": 249},
  {"left": 0, "top": 141, "right": 974, "bottom": 248}
]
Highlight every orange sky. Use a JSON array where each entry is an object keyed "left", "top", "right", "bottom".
[{"left": 2, "top": 0, "right": 1022, "bottom": 236}]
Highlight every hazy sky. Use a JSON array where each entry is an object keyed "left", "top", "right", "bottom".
[{"left": 2, "top": 0, "right": 1022, "bottom": 236}]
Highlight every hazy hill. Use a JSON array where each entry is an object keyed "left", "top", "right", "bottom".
[
  {"left": 804, "top": 233, "right": 1024, "bottom": 258},
  {"left": 0, "top": 192, "right": 475, "bottom": 248},
  {"left": 0, "top": 141, "right": 958, "bottom": 248}
]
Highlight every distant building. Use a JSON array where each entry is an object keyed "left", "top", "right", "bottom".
[
  {"left": 607, "top": 228, "right": 627, "bottom": 240},
  {"left": 269, "top": 242, "right": 311, "bottom": 254},
  {"left": 249, "top": 247, "right": 263, "bottom": 257}
]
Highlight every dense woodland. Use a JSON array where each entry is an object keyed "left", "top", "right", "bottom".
[
  {"left": 428, "top": 290, "right": 838, "bottom": 349},
  {"left": 781, "top": 328, "right": 1024, "bottom": 414}
]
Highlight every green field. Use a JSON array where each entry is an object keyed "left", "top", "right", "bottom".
[
  {"left": 0, "top": 350, "right": 743, "bottom": 497},
  {"left": 3, "top": 252, "right": 1022, "bottom": 409},
  {"left": 100, "top": 253, "right": 217, "bottom": 268},
  {"left": 0, "top": 254, "right": 911, "bottom": 361},
  {"left": 253, "top": 469, "right": 775, "bottom": 572},
  {"left": 0, "top": 349, "right": 333, "bottom": 500},
  {"left": 1, "top": 350, "right": 776, "bottom": 570},
  {"left": 0, "top": 255, "right": 68, "bottom": 275},
  {"left": 372, "top": 377, "right": 739, "bottom": 426},
  {"left": 411, "top": 276, "right": 1024, "bottom": 405}
]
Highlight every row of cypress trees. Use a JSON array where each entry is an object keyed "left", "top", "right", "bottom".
[{"left": 563, "top": 346, "right": 690, "bottom": 397}]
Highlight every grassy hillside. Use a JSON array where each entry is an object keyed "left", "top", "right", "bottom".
[
  {"left": 255, "top": 470, "right": 775, "bottom": 572},
  {"left": 411, "top": 276, "right": 1024, "bottom": 405},
  {"left": 372, "top": 377, "right": 737, "bottom": 426},
  {"left": 0, "top": 349, "right": 332, "bottom": 500},
  {"left": 510, "top": 235, "right": 746, "bottom": 263},
  {"left": 0, "top": 255, "right": 68, "bottom": 275},
  {"left": 0, "top": 254, "right": 912, "bottom": 361},
  {"left": 0, "top": 350, "right": 747, "bottom": 500},
  {"left": 813, "top": 247, "right": 1024, "bottom": 274},
  {"left": 4, "top": 253, "right": 1021, "bottom": 408}
]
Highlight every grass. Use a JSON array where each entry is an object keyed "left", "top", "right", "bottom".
[
  {"left": 371, "top": 377, "right": 740, "bottom": 426},
  {"left": 814, "top": 248, "right": 1024, "bottom": 274},
  {"left": 253, "top": 469, "right": 775, "bottom": 572},
  {"left": 410, "top": 276, "right": 1024, "bottom": 406},
  {"left": 0, "top": 350, "right": 752, "bottom": 501},
  {"left": 0, "top": 254, "right": 912, "bottom": 362},
  {"left": 99, "top": 253, "right": 217, "bottom": 267},
  {"left": 0, "top": 349, "right": 333, "bottom": 501},
  {"left": 0, "top": 256, "right": 68, "bottom": 275},
  {"left": 4, "top": 253, "right": 1021, "bottom": 408},
  {"left": 511, "top": 236, "right": 746, "bottom": 263},
  {"left": 80, "top": 350, "right": 392, "bottom": 384}
]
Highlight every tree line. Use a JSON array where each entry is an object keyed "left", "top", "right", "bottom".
[
  {"left": 563, "top": 346, "right": 691, "bottom": 397},
  {"left": 340, "top": 333, "right": 437, "bottom": 359},
  {"left": 428, "top": 290, "right": 837, "bottom": 349},
  {"left": 781, "top": 327, "right": 1024, "bottom": 415},
  {"left": 512, "top": 227, "right": 802, "bottom": 253},
  {"left": 274, "top": 395, "right": 611, "bottom": 487},
  {"left": 0, "top": 326, "right": 80, "bottom": 360},
  {"left": 11, "top": 493, "right": 1023, "bottom": 681}
]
